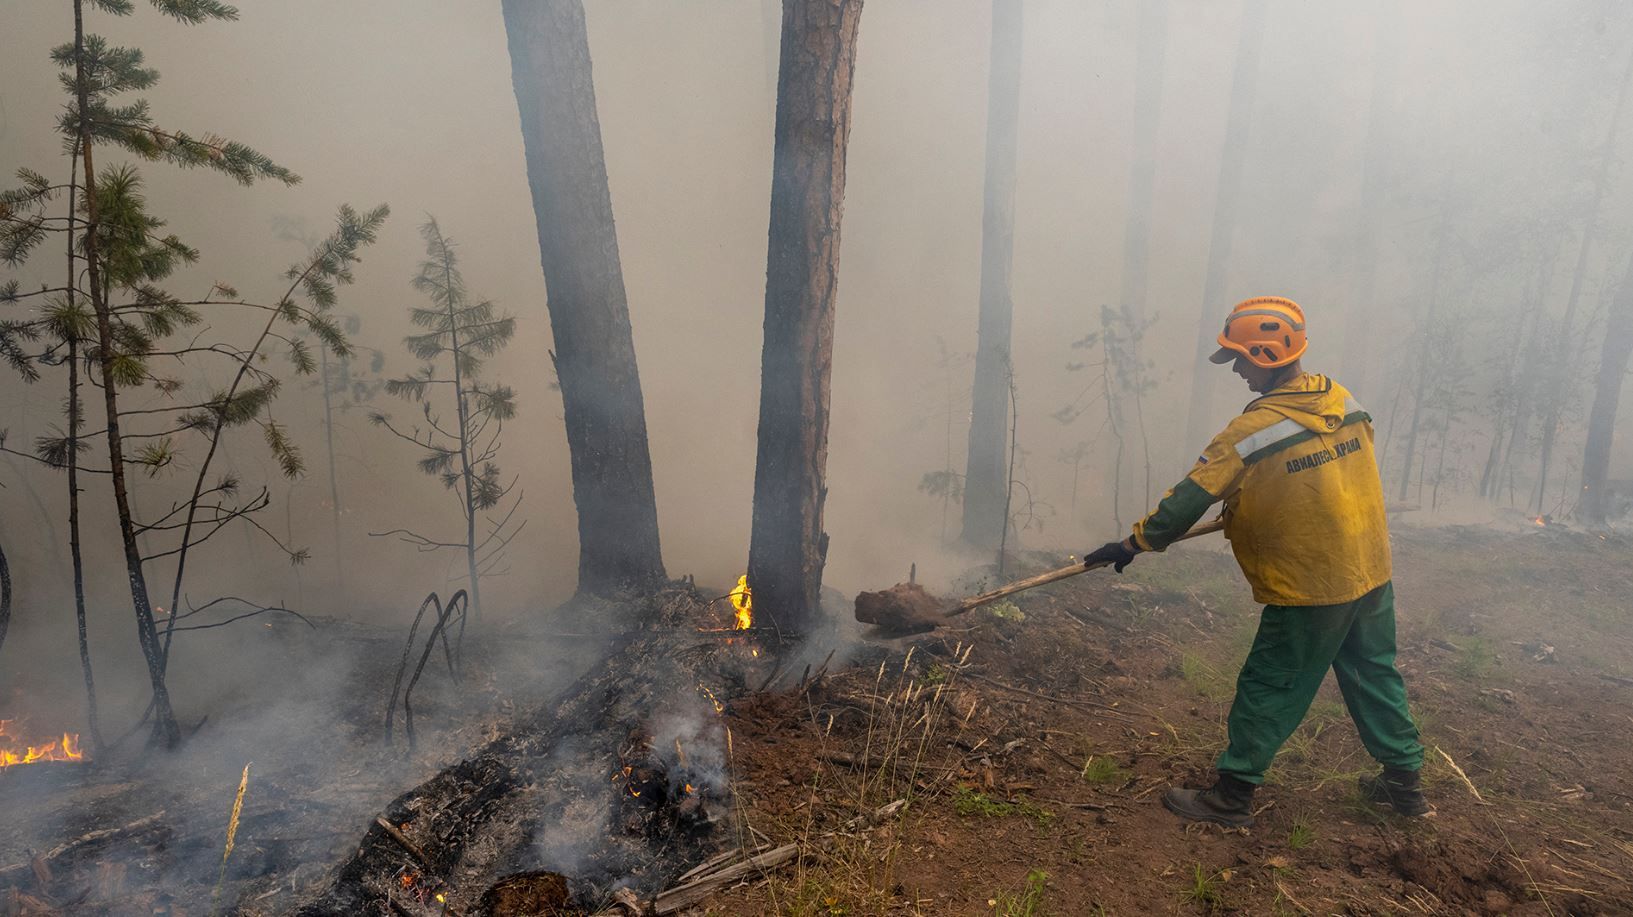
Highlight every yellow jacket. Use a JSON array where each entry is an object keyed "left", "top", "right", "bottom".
[{"left": 1132, "top": 374, "right": 1391, "bottom": 606}]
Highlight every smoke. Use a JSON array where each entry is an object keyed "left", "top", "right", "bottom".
[{"left": 2, "top": 2, "right": 1633, "bottom": 879}]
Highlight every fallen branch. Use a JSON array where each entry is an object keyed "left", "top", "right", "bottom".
[
  {"left": 0, "top": 811, "right": 167, "bottom": 884},
  {"left": 648, "top": 799, "right": 905, "bottom": 913},
  {"left": 963, "top": 671, "right": 1132, "bottom": 719},
  {"left": 372, "top": 816, "right": 429, "bottom": 867},
  {"left": 652, "top": 844, "right": 798, "bottom": 914}
]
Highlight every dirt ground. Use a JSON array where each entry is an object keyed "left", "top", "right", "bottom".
[
  {"left": 4, "top": 521, "right": 1633, "bottom": 915},
  {"left": 700, "top": 522, "right": 1633, "bottom": 916}
]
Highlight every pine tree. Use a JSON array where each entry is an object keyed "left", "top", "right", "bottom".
[
  {"left": 501, "top": 0, "right": 666, "bottom": 598},
  {"left": 961, "top": 0, "right": 1024, "bottom": 550},
  {"left": 1, "top": 0, "right": 385, "bottom": 748},
  {"left": 745, "top": 0, "right": 865, "bottom": 637},
  {"left": 372, "top": 218, "right": 521, "bottom": 622}
]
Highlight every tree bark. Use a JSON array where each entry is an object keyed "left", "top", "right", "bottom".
[
  {"left": 1181, "top": 0, "right": 1267, "bottom": 456},
  {"left": 1339, "top": 0, "right": 1400, "bottom": 400},
  {"left": 1119, "top": 0, "right": 1166, "bottom": 320},
  {"left": 501, "top": 0, "right": 666, "bottom": 597},
  {"left": 1579, "top": 252, "right": 1633, "bottom": 523},
  {"left": 961, "top": 0, "right": 1024, "bottom": 549},
  {"left": 73, "top": 0, "right": 180, "bottom": 748},
  {"left": 0, "top": 529, "right": 11, "bottom": 661},
  {"left": 745, "top": 0, "right": 863, "bottom": 638},
  {"left": 320, "top": 346, "right": 344, "bottom": 586}
]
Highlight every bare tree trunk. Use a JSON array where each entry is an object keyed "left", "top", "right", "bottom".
[
  {"left": 439, "top": 256, "right": 486, "bottom": 621},
  {"left": 1579, "top": 252, "right": 1633, "bottom": 524},
  {"left": 63, "top": 146, "right": 100, "bottom": 747},
  {"left": 1339, "top": 0, "right": 1400, "bottom": 399},
  {"left": 1119, "top": 0, "right": 1166, "bottom": 320},
  {"left": 320, "top": 346, "right": 344, "bottom": 586},
  {"left": 961, "top": 0, "right": 1024, "bottom": 549},
  {"left": 996, "top": 372, "right": 1019, "bottom": 576},
  {"left": 1394, "top": 178, "right": 1455, "bottom": 503},
  {"left": 746, "top": 0, "right": 863, "bottom": 638},
  {"left": 73, "top": 0, "right": 180, "bottom": 749},
  {"left": 0, "top": 531, "right": 10, "bottom": 660},
  {"left": 1534, "top": 47, "right": 1633, "bottom": 514},
  {"left": 502, "top": 0, "right": 666, "bottom": 597},
  {"left": 1182, "top": 0, "right": 1267, "bottom": 456}
]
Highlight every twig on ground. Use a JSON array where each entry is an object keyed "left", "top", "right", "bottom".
[
  {"left": 373, "top": 816, "right": 430, "bottom": 867},
  {"left": 0, "top": 812, "right": 167, "bottom": 884}
]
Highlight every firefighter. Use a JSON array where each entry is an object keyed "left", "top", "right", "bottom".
[{"left": 1082, "top": 296, "right": 1427, "bottom": 827}]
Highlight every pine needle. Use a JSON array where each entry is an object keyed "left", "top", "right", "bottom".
[
  {"left": 1434, "top": 746, "right": 1487, "bottom": 805},
  {"left": 210, "top": 762, "right": 251, "bottom": 915}
]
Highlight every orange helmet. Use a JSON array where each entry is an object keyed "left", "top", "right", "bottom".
[{"left": 1208, "top": 296, "right": 1308, "bottom": 369}]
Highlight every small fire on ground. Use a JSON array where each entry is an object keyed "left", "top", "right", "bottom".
[
  {"left": 0, "top": 719, "right": 87, "bottom": 768},
  {"left": 729, "top": 574, "right": 753, "bottom": 630}
]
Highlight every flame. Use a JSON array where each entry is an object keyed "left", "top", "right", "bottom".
[
  {"left": 697, "top": 684, "right": 725, "bottom": 715},
  {"left": 0, "top": 720, "right": 88, "bottom": 768},
  {"left": 1532, "top": 516, "right": 1547, "bottom": 527},
  {"left": 729, "top": 574, "right": 753, "bottom": 630},
  {"left": 684, "top": 782, "right": 696, "bottom": 795}
]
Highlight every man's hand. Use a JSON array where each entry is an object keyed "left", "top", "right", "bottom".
[{"left": 1083, "top": 539, "right": 1139, "bottom": 573}]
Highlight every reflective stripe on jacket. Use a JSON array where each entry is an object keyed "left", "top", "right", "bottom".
[{"left": 1132, "top": 373, "right": 1391, "bottom": 606}]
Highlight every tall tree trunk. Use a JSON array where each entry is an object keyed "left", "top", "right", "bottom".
[
  {"left": 72, "top": 0, "right": 180, "bottom": 748},
  {"left": 1533, "top": 47, "right": 1633, "bottom": 514},
  {"left": 961, "top": 0, "right": 1024, "bottom": 549},
  {"left": 1119, "top": 0, "right": 1166, "bottom": 319},
  {"left": 501, "top": 0, "right": 666, "bottom": 597},
  {"left": 65, "top": 151, "right": 101, "bottom": 751},
  {"left": 0, "top": 529, "right": 10, "bottom": 660},
  {"left": 1579, "top": 252, "right": 1633, "bottom": 523},
  {"left": 1182, "top": 0, "right": 1268, "bottom": 455},
  {"left": 746, "top": 0, "right": 863, "bottom": 638},
  {"left": 1339, "top": 0, "right": 1400, "bottom": 399},
  {"left": 444, "top": 256, "right": 484, "bottom": 621},
  {"left": 1394, "top": 176, "right": 1455, "bottom": 503},
  {"left": 320, "top": 346, "right": 344, "bottom": 586}
]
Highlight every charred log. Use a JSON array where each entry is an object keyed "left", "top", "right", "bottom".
[{"left": 295, "top": 588, "right": 761, "bottom": 916}]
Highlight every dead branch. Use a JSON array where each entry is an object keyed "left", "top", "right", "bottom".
[
  {"left": 0, "top": 811, "right": 167, "bottom": 885},
  {"left": 371, "top": 816, "right": 429, "bottom": 868},
  {"left": 651, "top": 844, "right": 798, "bottom": 914}
]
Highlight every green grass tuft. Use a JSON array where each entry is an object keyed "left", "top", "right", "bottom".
[
  {"left": 954, "top": 788, "right": 1054, "bottom": 824},
  {"left": 1179, "top": 863, "right": 1224, "bottom": 909},
  {"left": 1080, "top": 755, "right": 1130, "bottom": 785},
  {"left": 1287, "top": 816, "right": 1315, "bottom": 850},
  {"left": 991, "top": 868, "right": 1048, "bottom": 916}
]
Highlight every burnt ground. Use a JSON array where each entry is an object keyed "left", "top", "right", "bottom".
[
  {"left": 3, "top": 522, "right": 1633, "bottom": 915},
  {"left": 702, "top": 523, "right": 1633, "bottom": 916}
]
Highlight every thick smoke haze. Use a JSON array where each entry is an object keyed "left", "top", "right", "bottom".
[{"left": 3, "top": 0, "right": 1632, "bottom": 715}]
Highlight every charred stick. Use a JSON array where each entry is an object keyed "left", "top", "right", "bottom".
[
  {"left": 385, "top": 593, "right": 442, "bottom": 743},
  {"left": 372, "top": 816, "right": 430, "bottom": 868},
  {"left": 404, "top": 593, "right": 462, "bottom": 750},
  {"left": 0, "top": 811, "right": 167, "bottom": 884}
]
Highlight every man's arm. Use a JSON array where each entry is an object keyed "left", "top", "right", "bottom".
[{"left": 1130, "top": 428, "right": 1248, "bottom": 552}]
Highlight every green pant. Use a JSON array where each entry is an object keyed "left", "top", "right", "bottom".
[{"left": 1217, "top": 581, "right": 1422, "bottom": 784}]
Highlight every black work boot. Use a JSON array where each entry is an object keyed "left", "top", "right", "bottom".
[
  {"left": 1163, "top": 774, "right": 1256, "bottom": 828},
  {"left": 1359, "top": 766, "right": 1433, "bottom": 817}
]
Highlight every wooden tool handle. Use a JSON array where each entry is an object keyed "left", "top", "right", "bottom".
[{"left": 941, "top": 518, "right": 1225, "bottom": 619}]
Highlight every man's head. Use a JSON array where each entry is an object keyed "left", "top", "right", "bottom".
[{"left": 1209, "top": 296, "right": 1308, "bottom": 392}]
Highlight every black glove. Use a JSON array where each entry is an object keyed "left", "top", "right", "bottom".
[{"left": 1083, "top": 539, "right": 1139, "bottom": 573}]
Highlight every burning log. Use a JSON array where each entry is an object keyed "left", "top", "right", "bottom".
[{"left": 295, "top": 587, "right": 765, "bottom": 916}]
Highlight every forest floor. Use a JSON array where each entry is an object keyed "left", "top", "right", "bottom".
[
  {"left": 701, "top": 521, "right": 1633, "bottom": 916},
  {"left": 4, "top": 520, "right": 1633, "bottom": 915}
]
